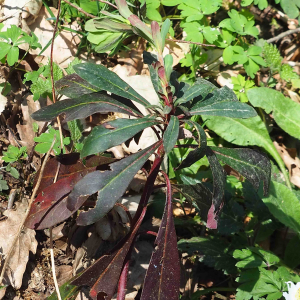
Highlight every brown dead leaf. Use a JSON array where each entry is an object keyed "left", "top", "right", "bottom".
[
  {"left": 274, "top": 141, "right": 300, "bottom": 188},
  {"left": 287, "top": 90, "right": 300, "bottom": 103},
  {"left": 55, "top": 265, "right": 73, "bottom": 286},
  {"left": 0, "top": 200, "right": 38, "bottom": 289},
  {"left": 25, "top": 6, "right": 81, "bottom": 68},
  {"left": 16, "top": 94, "right": 44, "bottom": 152}
]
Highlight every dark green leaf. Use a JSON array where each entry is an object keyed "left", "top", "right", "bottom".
[
  {"left": 178, "top": 236, "right": 237, "bottom": 274},
  {"left": 284, "top": 235, "right": 300, "bottom": 269},
  {"left": 176, "top": 120, "right": 207, "bottom": 170},
  {"left": 68, "top": 141, "right": 161, "bottom": 225},
  {"left": 173, "top": 183, "right": 212, "bottom": 222},
  {"left": 163, "top": 115, "right": 179, "bottom": 153},
  {"left": 206, "top": 147, "right": 226, "bottom": 229},
  {"left": 31, "top": 92, "right": 140, "bottom": 122},
  {"left": 242, "top": 181, "right": 270, "bottom": 221},
  {"left": 55, "top": 73, "right": 100, "bottom": 97},
  {"left": 175, "top": 78, "right": 217, "bottom": 105},
  {"left": 211, "top": 147, "right": 270, "bottom": 196},
  {"left": 190, "top": 86, "right": 257, "bottom": 118},
  {"left": 81, "top": 117, "right": 160, "bottom": 157},
  {"left": 73, "top": 63, "right": 150, "bottom": 107},
  {"left": 218, "top": 199, "right": 245, "bottom": 235}
]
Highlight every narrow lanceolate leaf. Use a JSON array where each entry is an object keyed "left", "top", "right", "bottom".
[
  {"left": 141, "top": 173, "right": 180, "bottom": 300},
  {"left": 24, "top": 155, "right": 114, "bottom": 230},
  {"left": 190, "top": 86, "right": 257, "bottom": 118},
  {"left": 81, "top": 117, "right": 160, "bottom": 158},
  {"left": 211, "top": 147, "right": 271, "bottom": 196},
  {"left": 262, "top": 181, "right": 300, "bottom": 234},
  {"left": 175, "top": 78, "right": 217, "bottom": 106},
  {"left": 68, "top": 141, "right": 162, "bottom": 226},
  {"left": 176, "top": 120, "right": 207, "bottom": 170},
  {"left": 73, "top": 63, "right": 150, "bottom": 107},
  {"left": 31, "top": 92, "right": 140, "bottom": 122},
  {"left": 163, "top": 116, "right": 179, "bottom": 154},
  {"left": 206, "top": 147, "right": 226, "bottom": 229},
  {"left": 55, "top": 74, "right": 100, "bottom": 98},
  {"left": 247, "top": 87, "right": 300, "bottom": 140}
]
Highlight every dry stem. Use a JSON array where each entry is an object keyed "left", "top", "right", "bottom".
[
  {"left": 50, "top": 0, "right": 65, "bottom": 151},
  {"left": 267, "top": 27, "right": 300, "bottom": 43}
]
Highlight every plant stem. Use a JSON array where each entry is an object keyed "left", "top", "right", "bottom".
[
  {"left": 50, "top": 0, "right": 64, "bottom": 152},
  {"left": 116, "top": 259, "right": 130, "bottom": 300}
]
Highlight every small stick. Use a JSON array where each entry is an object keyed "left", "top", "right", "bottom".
[
  {"left": 63, "top": 0, "right": 96, "bottom": 18},
  {"left": 49, "top": 3, "right": 64, "bottom": 298},
  {"left": 50, "top": 227, "right": 61, "bottom": 300},
  {"left": 0, "top": 138, "right": 56, "bottom": 285},
  {"left": 50, "top": 0, "right": 65, "bottom": 152},
  {"left": 267, "top": 27, "right": 300, "bottom": 43},
  {"left": 7, "top": 189, "right": 17, "bottom": 210},
  {"left": 166, "top": 38, "right": 216, "bottom": 47}
]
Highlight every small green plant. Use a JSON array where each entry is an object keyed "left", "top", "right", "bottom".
[
  {"left": 34, "top": 127, "right": 70, "bottom": 155},
  {"left": 2, "top": 145, "right": 27, "bottom": 180},
  {"left": 0, "top": 175, "right": 9, "bottom": 192},
  {"left": 232, "top": 74, "right": 255, "bottom": 102},
  {"left": 0, "top": 24, "right": 41, "bottom": 67}
]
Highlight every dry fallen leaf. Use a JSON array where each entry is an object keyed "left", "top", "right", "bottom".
[
  {"left": 0, "top": 200, "right": 38, "bottom": 289},
  {"left": 1, "top": 0, "right": 42, "bottom": 30},
  {"left": 23, "top": 6, "right": 81, "bottom": 68},
  {"left": 16, "top": 94, "right": 45, "bottom": 152},
  {"left": 274, "top": 141, "right": 300, "bottom": 188}
]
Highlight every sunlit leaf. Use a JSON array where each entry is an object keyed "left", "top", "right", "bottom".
[
  {"left": 68, "top": 141, "right": 162, "bottom": 225},
  {"left": 81, "top": 117, "right": 160, "bottom": 157}
]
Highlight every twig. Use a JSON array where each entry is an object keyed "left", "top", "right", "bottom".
[
  {"left": 96, "top": 0, "right": 118, "bottom": 10},
  {"left": 63, "top": 0, "right": 96, "bottom": 18},
  {"left": 50, "top": 0, "right": 64, "bottom": 152},
  {"left": 49, "top": 3, "right": 64, "bottom": 298},
  {"left": 7, "top": 189, "right": 17, "bottom": 210},
  {"left": 267, "top": 27, "right": 300, "bottom": 43},
  {"left": 166, "top": 38, "right": 216, "bottom": 47},
  {"left": 0, "top": 138, "right": 56, "bottom": 285},
  {"left": 50, "top": 227, "right": 62, "bottom": 300}
]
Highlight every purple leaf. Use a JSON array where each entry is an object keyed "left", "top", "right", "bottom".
[
  {"left": 151, "top": 21, "right": 162, "bottom": 53},
  {"left": 128, "top": 15, "right": 153, "bottom": 43},
  {"left": 115, "top": 0, "right": 132, "bottom": 18},
  {"left": 25, "top": 155, "right": 114, "bottom": 229},
  {"left": 140, "top": 171, "right": 180, "bottom": 300}
]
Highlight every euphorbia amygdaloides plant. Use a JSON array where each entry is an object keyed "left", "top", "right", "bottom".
[{"left": 26, "top": 1, "right": 271, "bottom": 299}]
